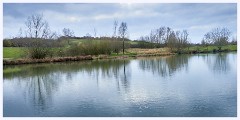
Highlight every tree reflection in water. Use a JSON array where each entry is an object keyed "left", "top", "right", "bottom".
[
  {"left": 3, "top": 60, "right": 131, "bottom": 112},
  {"left": 213, "top": 53, "right": 230, "bottom": 73},
  {"left": 203, "top": 53, "right": 230, "bottom": 74},
  {"left": 138, "top": 55, "right": 190, "bottom": 77},
  {"left": 3, "top": 53, "right": 236, "bottom": 116},
  {"left": 120, "top": 60, "right": 131, "bottom": 93},
  {"left": 86, "top": 60, "right": 131, "bottom": 93},
  {"left": 9, "top": 65, "right": 62, "bottom": 113}
]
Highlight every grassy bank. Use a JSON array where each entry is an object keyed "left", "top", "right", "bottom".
[
  {"left": 3, "top": 47, "right": 27, "bottom": 59},
  {"left": 3, "top": 47, "right": 174, "bottom": 65},
  {"left": 186, "top": 45, "right": 237, "bottom": 53},
  {"left": 3, "top": 44, "right": 237, "bottom": 65},
  {"left": 3, "top": 55, "right": 93, "bottom": 65}
]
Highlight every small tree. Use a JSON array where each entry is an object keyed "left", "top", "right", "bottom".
[
  {"left": 62, "top": 28, "right": 74, "bottom": 37},
  {"left": 167, "top": 31, "right": 177, "bottom": 52},
  {"left": 204, "top": 27, "right": 231, "bottom": 51},
  {"left": 202, "top": 37, "right": 211, "bottom": 52},
  {"left": 157, "top": 27, "right": 166, "bottom": 45},
  {"left": 62, "top": 28, "right": 74, "bottom": 44},
  {"left": 177, "top": 30, "right": 189, "bottom": 53},
  {"left": 230, "top": 36, "right": 237, "bottom": 45},
  {"left": 93, "top": 28, "right": 97, "bottom": 38},
  {"left": 112, "top": 20, "right": 121, "bottom": 54},
  {"left": 118, "top": 22, "right": 128, "bottom": 54},
  {"left": 24, "top": 14, "right": 55, "bottom": 59},
  {"left": 113, "top": 20, "right": 118, "bottom": 38}
]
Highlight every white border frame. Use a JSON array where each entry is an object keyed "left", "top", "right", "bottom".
[{"left": 1, "top": 0, "right": 239, "bottom": 120}]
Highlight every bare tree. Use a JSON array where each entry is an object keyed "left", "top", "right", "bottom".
[
  {"left": 48, "top": 31, "right": 58, "bottom": 39},
  {"left": 62, "top": 28, "right": 74, "bottom": 37},
  {"left": 165, "top": 27, "right": 172, "bottom": 44},
  {"left": 113, "top": 20, "right": 118, "bottom": 38},
  {"left": 204, "top": 27, "right": 231, "bottom": 51},
  {"left": 93, "top": 28, "right": 97, "bottom": 38},
  {"left": 25, "top": 14, "right": 50, "bottom": 39},
  {"left": 157, "top": 27, "right": 166, "bottom": 44},
  {"left": 147, "top": 27, "right": 167, "bottom": 47},
  {"left": 150, "top": 29, "right": 157, "bottom": 44},
  {"left": 118, "top": 22, "right": 128, "bottom": 54},
  {"left": 166, "top": 31, "right": 177, "bottom": 51},
  {"left": 85, "top": 33, "right": 92, "bottom": 37},
  {"left": 17, "top": 28, "right": 23, "bottom": 38},
  {"left": 202, "top": 33, "right": 212, "bottom": 51},
  {"left": 176, "top": 30, "right": 189, "bottom": 53},
  {"left": 41, "top": 22, "right": 51, "bottom": 39},
  {"left": 112, "top": 20, "right": 121, "bottom": 54},
  {"left": 231, "top": 36, "right": 237, "bottom": 45},
  {"left": 138, "top": 26, "right": 190, "bottom": 51},
  {"left": 20, "top": 14, "right": 60, "bottom": 59},
  {"left": 62, "top": 28, "right": 74, "bottom": 44}
]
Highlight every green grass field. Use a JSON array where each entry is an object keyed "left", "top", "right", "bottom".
[
  {"left": 3, "top": 47, "right": 27, "bottom": 59},
  {"left": 187, "top": 45, "right": 237, "bottom": 52}
]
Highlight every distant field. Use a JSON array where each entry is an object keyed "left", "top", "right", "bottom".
[
  {"left": 69, "top": 39, "right": 102, "bottom": 44},
  {"left": 187, "top": 45, "right": 237, "bottom": 52},
  {"left": 69, "top": 39, "right": 135, "bottom": 45},
  {"left": 3, "top": 47, "right": 27, "bottom": 59}
]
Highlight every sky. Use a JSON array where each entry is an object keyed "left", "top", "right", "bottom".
[{"left": 3, "top": 3, "right": 237, "bottom": 43}]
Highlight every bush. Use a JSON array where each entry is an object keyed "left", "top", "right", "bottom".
[
  {"left": 65, "top": 44, "right": 82, "bottom": 56},
  {"left": 213, "top": 49, "right": 217, "bottom": 53},
  {"left": 3, "top": 40, "right": 14, "bottom": 47},
  {"left": 65, "top": 40, "right": 115, "bottom": 56},
  {"left": 56, "top": 48, "right": 65, "bottom": 57},
  {"left": 130, "top": 41, "right": 162, "bottom": 48},
  {"left": 28, "top": 47, "right": 50, "bottom": 59},
  {"left": 82, "top": 40, "right": 112, "bottom": 55}
]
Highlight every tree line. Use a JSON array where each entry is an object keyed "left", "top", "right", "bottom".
[
  {"left": 3, "top": 13, "right": 236, "bottom": 59},
  {"left": 138, "top": 26, "right": 236, "bottom": 53}
]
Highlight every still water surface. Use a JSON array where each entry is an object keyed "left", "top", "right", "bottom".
[{"left": 3, "top": 53, "right": 237, "bottom": 117}]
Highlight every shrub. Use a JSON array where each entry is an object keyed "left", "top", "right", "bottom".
[
  {"left": 28, "top": 47, "right": 50, "bottom": 59},
  {"left": 56, "top": 48, "right": 65, "bottom": 57},
  {"left": 66, "top": 44, "right": 83, "bottom": 56},
  {"left": 65, "top": 40, "right": 114, "bottom": 56},
  {"left": 3, "top": 40, "right": 14, "bottom": 47}
]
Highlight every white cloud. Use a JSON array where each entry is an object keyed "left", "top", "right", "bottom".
[
  {"left": 3, "top": 3, "right": 237, "bottom": 43},
  {"left": 188, "top": 24, "right": 217, "bottom": 31}
]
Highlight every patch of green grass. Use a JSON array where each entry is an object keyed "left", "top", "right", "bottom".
[
  {"left": 223, "top": 45, "right": 237, "bottom": 51},
  {"left": 110, "top": 51, "right": 137, "bottom": 57},
  {"left": 70, "top": 39, "right": 85, "bottom": 44},
  {"left": 187, "top": 45, "right": 237, "bottom": 52},
  {"left": 69, "top": 39, "right": 99, "bottom": 45},
  {"left": 3, "top": 47, "right": 67, "bottom": 59},
  {"left": 127, "top": 41, "right": 138, "bottom": 45},
  {"left": 3, "top": 47, "right": 27, "bottom": 59}
]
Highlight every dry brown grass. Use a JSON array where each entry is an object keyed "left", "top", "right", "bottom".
[{"left": 127, "top": 48, "right": 174, "bottom": 56}]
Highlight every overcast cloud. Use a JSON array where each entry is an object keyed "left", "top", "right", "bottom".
[{"left": 3, "top": 3, "right": 237, "bottom": 43}]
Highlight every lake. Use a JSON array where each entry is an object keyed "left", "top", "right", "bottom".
[{"left": 3, "top": 52, "right": 237, "bottom": 117}]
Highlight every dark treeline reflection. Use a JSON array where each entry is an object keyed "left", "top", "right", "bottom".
[
  {"left": 4, "top": 60, "right": 130, "bottom": 79},
  {"left": 139, "top": 55, "right": 190, "bottom": 77},
  {"left": 201, "top": 53, "right": 231, "bottom": 74},
  {"left": 3, "top": 60, "right": 130, "bottom": 111}
]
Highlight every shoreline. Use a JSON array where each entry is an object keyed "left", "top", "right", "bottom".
[
  {"left": 3, "top": 50, "right": 236, "bottom": 65},
  {"left": 3, "top": 53, "right": 175, "bottom": 65},
  {"left": 3, "top": 55, "right": 93, "bottom": 65}
]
